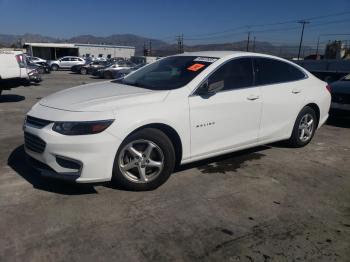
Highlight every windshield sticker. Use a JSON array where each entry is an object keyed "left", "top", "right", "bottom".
[
  {"left": 193, "top": 57, "right": 218, "bottom": 63},
  {"left": 187, "top": 63, "right": 206, "bottom": 72}
]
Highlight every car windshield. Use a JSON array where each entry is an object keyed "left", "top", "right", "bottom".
[{"left": 119, "top": 56, "right": 218, "bottom": 90}]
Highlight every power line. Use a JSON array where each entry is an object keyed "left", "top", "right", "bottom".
[
  {"left": 186, "top": 10, "right": 350, "bottom": 38},
  {"left": 184, "top": 17, "right": 350, "bottom": 42}
]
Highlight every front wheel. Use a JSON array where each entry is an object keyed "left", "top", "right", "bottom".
[
  {"left": 51, "top": 64, "right": 59, "bottom": 71},
  {"left": 112, "top": 128, "right": 176, "bottom": 191},
  {"left": 80, "top": 68, "right": 87, "bottom": 75},
  {"left": 287, "top": 106, "right": 317, "bottom": 148}
]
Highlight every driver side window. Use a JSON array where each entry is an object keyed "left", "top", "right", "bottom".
[{"left": 207, "top": 58, "right": 254, "bottom": 92}]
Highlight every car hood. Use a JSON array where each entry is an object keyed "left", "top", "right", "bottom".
[
  {"left": 331, "top": 80, "right": 350, "bottom": 94},
  {"left": 39, "top": 81, "right": 169, "bottom": 112}
]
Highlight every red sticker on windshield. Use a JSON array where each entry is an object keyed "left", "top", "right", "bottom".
[{"left": 187, "top": 63, "right": 205, "bottom": 72}]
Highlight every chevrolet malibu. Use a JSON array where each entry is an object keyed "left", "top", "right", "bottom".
[{"left": 23, "top": 51, "right": 331, "bottom": 190}]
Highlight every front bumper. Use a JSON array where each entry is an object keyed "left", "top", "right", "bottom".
[{"left": 23, "top": 108, "right": 121, "bottom": 183}]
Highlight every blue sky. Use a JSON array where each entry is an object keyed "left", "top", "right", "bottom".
[{"left": 0, "top": 0, "right": 349, "bottom": 47}]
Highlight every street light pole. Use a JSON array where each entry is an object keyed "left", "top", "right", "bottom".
[{"left": 297, "top": 20, "right": 310, "bottom": 60}]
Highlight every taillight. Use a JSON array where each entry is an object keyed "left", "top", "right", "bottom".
[
  {"left": 15, "top": 54, "right": 26, "bottom": 68},
  {"left": 15, "top": 54, "right": 21, "bottom": 64},
  {"left": 326, "top": 84, "right": 332, "bottom": 93}
]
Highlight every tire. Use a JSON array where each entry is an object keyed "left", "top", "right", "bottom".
[
  {"left": 80, "top": 68, "right": 87, "bottom": 75},
  {"left": 112, "top": 128, "right": 176, "bottom": 191},
  {"left": 287, "top": 106, "right": 317, "bottom": 148},
  {"left": 51, "top": 64, "right": 59, "bottom": 71},
  {"left": 103, "top": 71, "right": 112, "bottom": 79}
]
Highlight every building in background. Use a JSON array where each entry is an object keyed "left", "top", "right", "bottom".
[{"left": 23, "top": 43, "right": 135, "bottom": 60}]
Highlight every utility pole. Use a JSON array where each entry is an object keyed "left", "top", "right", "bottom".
[
  {"left": 246, "top": 31, "right": 251, "bottom": 51},
  {"left": 297, "top": 20, "right": 310, "bottom": 60},
  {"left": 315, "top": 35, "right": 320, "bottom": 57},
  {"left": 143, "top": 42, "right": 148, "bottom": 56},
  {"left": 177, "top": 34, "right": 184, "bottom": 53},
  {"left": 149, "top": 40, "right": 152, "bottom": 56},
  {"left": 252, "top": 36, "right": 256, "bottom": 52}
]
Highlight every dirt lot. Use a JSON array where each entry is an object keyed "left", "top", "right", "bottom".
[{"left": 0, "top": 71, "right": 349, "bottom": 262}]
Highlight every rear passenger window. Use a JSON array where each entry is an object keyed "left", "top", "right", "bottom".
[
  {"left": 207, "top": 58, "right": 254, "bottom": 92},
  {"left": 254, "top": 58, "right": 305, "bottom": 85}
]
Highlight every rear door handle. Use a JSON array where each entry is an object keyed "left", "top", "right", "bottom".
[
  {"left": 247, "top": 94, "right": 260, "bottom": 101},
  {"left": 292, "top": 88, "right": 301, "bottom": 94}
]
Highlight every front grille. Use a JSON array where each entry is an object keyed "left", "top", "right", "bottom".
[
  {"left": 24, "top": 132, "right": 46, "bottom": 153},
  {"left": 332, "top": 93, "right": 350, "bottom": 104},
  {"left": 26, "top": 115, "right": 52, "bottom": 129}
]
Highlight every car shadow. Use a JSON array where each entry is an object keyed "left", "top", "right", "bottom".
[
  {"left": 0, "top": 94, "right": 25, "bottom": 103},
  {"left": 7, "top": 145, "right": 98, "bottom": 195},
  {"left": 326, "top": 116, "right": 350, "bottom": 128},
  {"left": 174, "top": 145, "right": 270, "bottom": 175}
]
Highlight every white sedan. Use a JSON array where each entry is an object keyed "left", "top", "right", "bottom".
[{"left": 23, "top": 51, "right": 331, "bottom": 190}]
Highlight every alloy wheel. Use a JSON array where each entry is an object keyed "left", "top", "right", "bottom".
[
  {"left": 298, "top": 113, "right": 314, "bottom": 142},
  {"left": 118, "top": 139, "right": 164, "bottom": 183}
]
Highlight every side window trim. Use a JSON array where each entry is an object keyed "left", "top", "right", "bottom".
[{"left": 191, "top": 57, "right": 255, "bottom": 96}]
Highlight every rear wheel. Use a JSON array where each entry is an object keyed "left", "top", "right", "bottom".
[
  {"left": 112, "top": 128, "right": 176, "bottom": 191},
  {"left": 51, "top": 64, "right": 59, "bottom": 71},
  {"left": 287, "top": 106, "right": 317, "bottom": 147},
  {"left": 80, "top": 68, "right": 87, "bottom": 75},
  {"left": 103, "top": 71, "right": 112, "bottom": 79}
]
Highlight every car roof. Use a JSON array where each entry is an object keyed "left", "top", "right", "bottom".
[
  {"left": 176, "top": 51, "right": 247, "bottom": 58},
  {"left": 175, "top": 50, "right": 289, "bottom": 60}
]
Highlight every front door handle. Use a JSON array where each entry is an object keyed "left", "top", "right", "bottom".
[
  {"left": 292, "top": 88, "right": 302, "bottom": 94},
  {"left": 247, "top": 94, "right": 260, "bottom": 101}
]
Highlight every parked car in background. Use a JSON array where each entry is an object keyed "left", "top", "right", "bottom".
[
  {"left": 71, "top": 62, "right": 88, "bottom": 73},
  {"left": 23, "top": 51, "right": 330, "bottom": 190},
  {"left": 106, "top": 64, "right": 146, "bottom": 79},
  {"left": 49, "top": 56, "right": 85, "bottom": 71},
  {"left": 0, "top": 50, "right": 28, "bottom": 95},
  {"left": 96, "top": 61, "right": 136, "bottom": 79},
  {"left": 79, "top": 60, "right": 111, "bottom": 75},
  {"left": 329, "top": 73, "right": 350, "bottom": 116},
  {"left": 27, "top": 56, "right": 47, "bottom": 64},
  {"left": 26, "top": 58, "right": 51, "bottom": 74},
  {"left": 109, "top": 68, "right": 134, "bottom": 79}
]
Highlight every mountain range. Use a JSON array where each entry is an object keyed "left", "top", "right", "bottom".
[{"left": 0, "top": 33, "right": 308, "bottom": 58}]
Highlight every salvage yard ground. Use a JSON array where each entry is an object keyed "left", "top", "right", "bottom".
[{"left": 0, "top": 71, "right": 350, "bottom": 261}]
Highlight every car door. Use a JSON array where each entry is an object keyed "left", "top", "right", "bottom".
[
  {"left": 189, "top": 57, "right": 262, "bottom": 159},
  {"left": 253, "top": 57, "right": 307, "bottom": 142},
  {"left": 59, "top": 57, "right": 70, "bottom": 68}
]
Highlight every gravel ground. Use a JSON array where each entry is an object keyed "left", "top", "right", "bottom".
[{"left": 0, "top": 71, "right": 349, "bottom": 262}]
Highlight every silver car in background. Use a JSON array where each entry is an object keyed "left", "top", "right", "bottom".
[{"left": 49, "top": 56, "right": 85, "bottom": 71}]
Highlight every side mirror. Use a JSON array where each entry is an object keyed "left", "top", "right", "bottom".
[{"left": 197, "top": 80, "right": 224, "bottom": 97}]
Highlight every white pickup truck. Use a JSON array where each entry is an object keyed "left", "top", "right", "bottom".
[{"left": 0, "top": 50, "right": 29, "bottom": 95}]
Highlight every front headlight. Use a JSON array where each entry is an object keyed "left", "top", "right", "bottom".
[{"left": 52, "top": 120, "right": 114, "bottom": 135}]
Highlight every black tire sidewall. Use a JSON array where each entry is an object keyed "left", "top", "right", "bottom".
[
  {"left": 112, "top": 128, "right": 176, "bottom": 191},
  {"left": 80, "top": 68, "right": 87, "bottom": 75},
  {"left": 104, "top": 71, "right": 111, "bottom": 79},
  {"left": 51, "top": 64, "right": 58, "bottom": 71},
  {"left": 289, "top": 106, "right": 317, "bottom": 147}
]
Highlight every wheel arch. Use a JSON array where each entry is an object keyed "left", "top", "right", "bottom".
[
  {"left": 305, "top": 102, "right": 320, "bottom": 127},
  {"left": 127, "top": 123, "right": 183, "bottom": 166}
]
